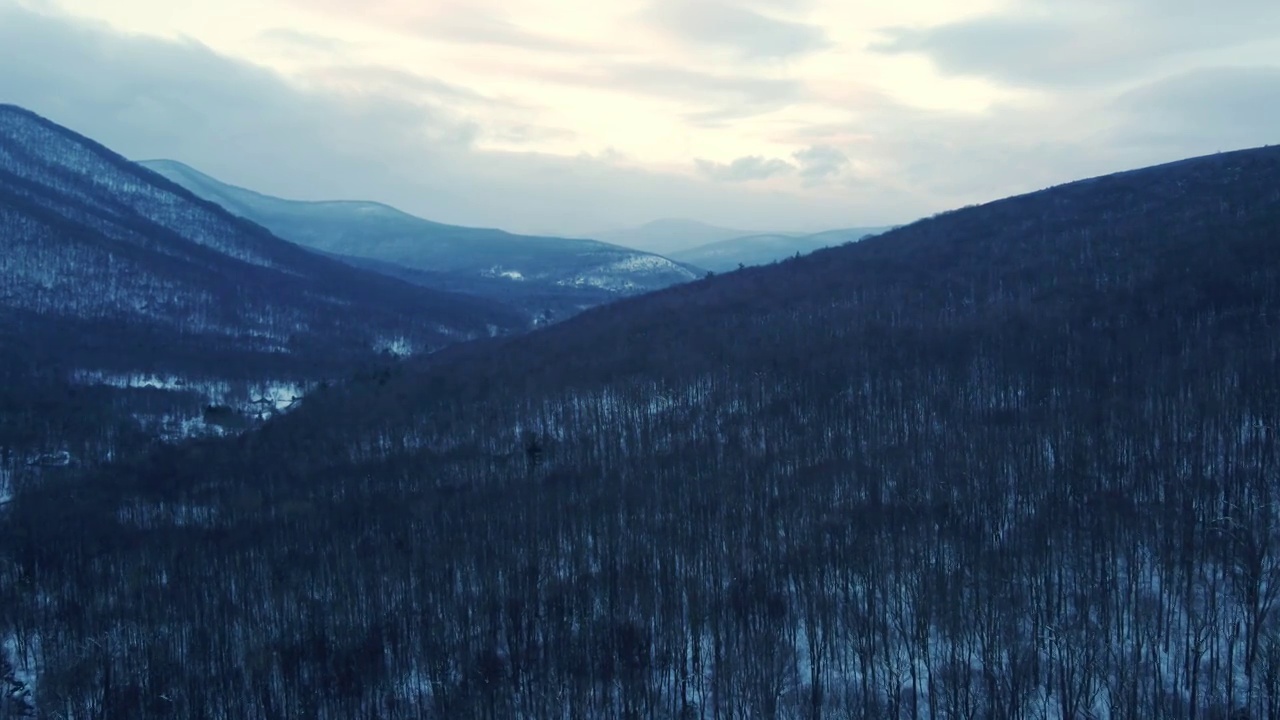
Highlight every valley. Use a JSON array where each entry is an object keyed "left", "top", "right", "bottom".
[
  {"left": 0, "top": 104, "right": 529, "bottom": 478},
  {"left": 3, "top": 108, "right": 1279, "bottom": 717},
  {"left": 142, "top": 160, "right": 702, "bottom": 322}
]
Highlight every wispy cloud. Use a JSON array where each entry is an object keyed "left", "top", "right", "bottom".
[
  {"left": 1110, "top": 66, "right": 1280, "bottom": 151},
  {"left": 872, "top": 0, "right": 1280, "bottom": 88},
  {"left": 258, "top": 27, "right": 354, "bottom": 53},
  {"left": 0, "top": 5, "right": 881, "bottom": 234},
  {"left": 11, "top": 0, "right": 1280, "bottom": 236},
  {"left": 696, "top": 155, "right": 795, "bottom": 182},
  {"left": 300, "top": 65, "right": 503, "bottom": 103},
  {"left": 792, "top": 144, "right": 850, "bottom": 183},
  {"left": 408, "top": 6, "right": 608, "bottom": 55},
  {"left": 643, "top": 0, "right": 829, "bottom": 60}
]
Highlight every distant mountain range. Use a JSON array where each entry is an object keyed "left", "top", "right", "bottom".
[
  {"left": 141, "top": 160, "right": 701, "bottom": 320},
  {"left": 669, "top": 226, "right": 892, "bottom": 272},
  {"left": 592, "top": 218, "right": 793, "bottom": 255}
]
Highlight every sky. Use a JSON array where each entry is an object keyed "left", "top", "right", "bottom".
[{"left": 1, "top": 0, "right": 1278, "bottom": 237}]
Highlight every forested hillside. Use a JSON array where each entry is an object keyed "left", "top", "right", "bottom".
[
  {"left": 6, "top": 145, "right": 1280, "bottom": 718},
  {"left": 0, "top": 105, "right": 525, "bottom": 474}
]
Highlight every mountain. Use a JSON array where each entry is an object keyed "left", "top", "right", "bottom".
[
  {"left": 12, "top": 144, "right": 1280, "bottom": 717},
  {"left": 0, "top": 104, "right": 525, "bottom": 454},
  {"left": 592, "top": 217, "right": 794, "bottom": 255},
  {"left": 141, "top": 160, "right": 701, "bottom": 318},
  {"left": 669, "top": 225, "right": 892, "bottom": 271}
]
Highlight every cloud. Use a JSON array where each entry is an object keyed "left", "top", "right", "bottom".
[
  {"left": 301, "top": 65, "right": 492, "bottom": 101},
  {"left": 1110, "top": 66, "right": 1280, "bottom": 152},
  {"left": 643, "top": 0, "right": 828, "bottom": 60},
  {"left": 695, "top": 155, "right": 795, "bottom": 182},
  {"left": 0, "top": 5, "right": 892, "bottom": 237},
  {"left": 408, "top": 6, "right": 606, "bottom": 55},
  {"left": 287, "top": 0, "right": 606, "bottom": 56},
  {"left": 8, "top": 0, "right": 1274, "bottom": 242},
  {"left": 792, "top": 144, "right": 850, "bottom": 182},
  {"left": 602, "top": 63, "right": 802, "bottom": 104},
  {"left": 488, "top": 123, "right": 579, "bottom": 146},
  {"left": 872, "top": 0, "right": 1280, "bottom": 88},
  {"left": 513, "top": 61, "right": 805, "bottom": 126},
  {"left": 872, "top": 16, "right": 1105, "bottom": 87},
  {"left": 258, "top": 27, "right": 354, "bottom": 53}
]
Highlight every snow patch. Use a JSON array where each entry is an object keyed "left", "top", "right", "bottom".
[
  {"left": 481, "top": 266, "right": 527, "bottom": 281},
  {"left": 70, "top": 371, "right": 313, "bottom": 442},
  {"left": 375, "top": 336, "right": 415, "bottom": 357},
  {"left": 2, "top": 633, "right": 39, "bottom": 715},
  {"left": 0, "top": 464, "right": 12, "bottom": 506},
  {"left": 556, "top": 253, "right": 698, "bottom": 292},
  {"left": 71, "top": 370, "right": 194, "bottom": 392},
  {"left": 604, "top": 253, "right": 684, "bottom": 274},
  {"left": 72, "top": 372, "right": 309, "bottom": 414}
]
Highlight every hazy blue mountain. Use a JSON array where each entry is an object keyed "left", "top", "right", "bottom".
[
  {"left": 141, "top": 160, "right": 701, "bottom": 317},
  {"left": 592, "top": 218, "right": 799, "bottom": 255},
  {"left": 669, "top": 226, "right": 893, "bottom": 271}
]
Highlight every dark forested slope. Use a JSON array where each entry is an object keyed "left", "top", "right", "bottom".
[{"left": 9, "top": 145, "right": 1280, "bottom": 718}]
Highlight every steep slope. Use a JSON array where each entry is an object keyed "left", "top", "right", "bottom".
[
  {"left": 593, "top": 217, "right": 790, "bottom": 255},
  {"left": 141, "top": 160, "right": 701, "bottom": 315},
  {"left": 669, "top": 225, "right": 891, "bottom": 271},
  {"left": 0, "top": 104, "right": 525, "bottom": 452},
  {"left": 12, "top": 145, "right": 1280, "bottom": 718}
]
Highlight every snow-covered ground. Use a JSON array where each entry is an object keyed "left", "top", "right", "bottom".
[
  {"left": 604, "top": 253, "right": 694, "bottom": 276},
  {"left": 375, "top": 336, "right": 415, "bottom": 357},
  {"left": 481, "top": 266, "right": 527, "bottom": 281},
  {"left": 2, "top": 633, "right": 38, "bottom": 716},
  {"left": 554, "top": 254, "right": 697, "bottom": 292},
  {"left": 72, "top": 372, "right": 308, "bottom": 413},
  {"left": 69, "top": 371, "right": 313, "bottom": 442},
  {"left": 71, "top": 370, "right": 202, "bottom": 392},
  {"left": 0, "top": 463, "right": 12, "bottom": 505}
]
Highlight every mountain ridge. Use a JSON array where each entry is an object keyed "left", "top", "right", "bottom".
[
  {"left": 592, "top": 217, "right": 798, "bottom": 254},
  {"left": 668, "top": 225, "right": 892, "bottom": 271},
  {"left": 0, "top": 103, "right": 526, "bottom": 451},
  {"left": 141, "top": 159, "right": 702, "bottom": 318}
]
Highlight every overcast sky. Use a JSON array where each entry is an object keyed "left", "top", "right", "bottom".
[{"left": 2, "top": 0, "right": 1277, "bottom": 236}]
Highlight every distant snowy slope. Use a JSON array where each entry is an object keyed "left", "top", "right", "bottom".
[{"left": 141, "top": 160, "right": 701, "bottom": 313}]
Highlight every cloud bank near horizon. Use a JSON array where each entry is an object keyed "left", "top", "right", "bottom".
[{"left": 1, "top": 0, "right": 1276, "bottom": 237}]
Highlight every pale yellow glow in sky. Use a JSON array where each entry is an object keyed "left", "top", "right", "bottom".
[
  {"left": 28, "top": 0, "right": 1269, "bottom": 234},
  {"left": 48, "top": 0, "right": 1015, "bottom": 171}
]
